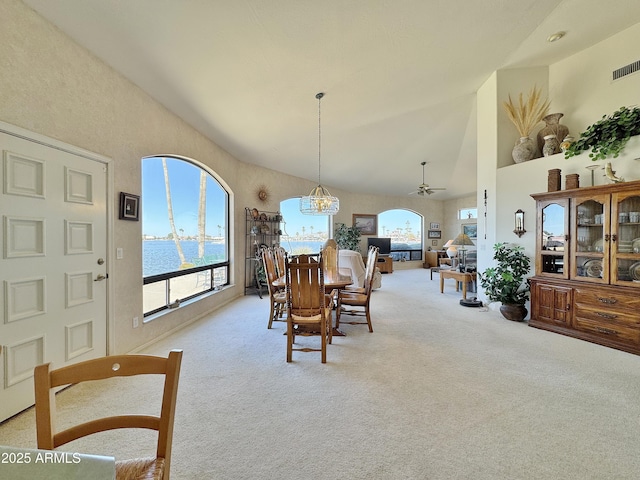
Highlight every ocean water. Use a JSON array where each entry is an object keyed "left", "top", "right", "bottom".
[
  {"left": 143, "top": 240, "right": 227, "bottom": 276},
  {"left": 143, "top": 240, "right": 324, "bottom": 276},
  {"left": 143, "top": 240, "right": 422, "bottom": 276}
]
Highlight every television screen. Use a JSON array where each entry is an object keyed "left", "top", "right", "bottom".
[{"left": 367, "top": 237, "right": 391, "bottom": 255}]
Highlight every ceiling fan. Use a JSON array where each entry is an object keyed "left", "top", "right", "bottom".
[{"left": 409, "top": 161, "right": 446, "bottom": 196}]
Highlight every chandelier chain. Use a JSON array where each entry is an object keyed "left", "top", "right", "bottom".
[{"left": 317, "top": 92, "right": 323, "bottom": 185}]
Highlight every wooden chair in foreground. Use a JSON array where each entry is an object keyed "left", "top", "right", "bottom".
[
  {"left": 286, "top": 254, "right": 333, "bottom": 363},
  {"left": 34, "top": 350, "right": 183, "bottom": 480},
  {"left": 262, "top": 247, "right": 288, "bottom": 329},
  {"left": 337, "top": 246, "right": 379, "bottom": 332}
]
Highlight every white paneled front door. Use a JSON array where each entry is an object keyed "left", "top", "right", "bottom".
[{"left": 0, "top": 128, "right": 109, "bottom": 421}]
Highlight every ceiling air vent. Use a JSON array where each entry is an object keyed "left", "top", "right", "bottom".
[{"left": 612, "top": 59, "right": 640, "bottom": 81}]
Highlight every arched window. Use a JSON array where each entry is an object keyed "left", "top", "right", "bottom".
[
  {"left": 279, "top": 197, "right": 331, "bottom": 254},
  {"left": 141, "top": 156, "right": 229, "bottom": 317},
  {"left": 377, "top": 209, "right": 423, "bottom": 261}
]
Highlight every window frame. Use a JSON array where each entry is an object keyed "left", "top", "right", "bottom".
[{"left": 141, "top": 155, "right": 230, "bottom": 318}]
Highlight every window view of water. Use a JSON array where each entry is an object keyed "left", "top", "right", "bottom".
[
  {"left": 143, "top": 240, "right": 227, "bottom": 277},
  {"left": 144, "top": 239, "right": 423, "bottom": 277}
]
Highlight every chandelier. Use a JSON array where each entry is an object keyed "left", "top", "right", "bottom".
[{"left": 300, "top": 92, "right": 339, "bottom": 215}]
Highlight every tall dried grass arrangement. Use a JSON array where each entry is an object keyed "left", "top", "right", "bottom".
[{"left": 503, "top": 86, "right": 550, "bottom": 138}]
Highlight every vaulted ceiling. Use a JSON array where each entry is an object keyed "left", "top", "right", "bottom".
[{"left": 23, "top": 0, "right": 640, "bottom": 199}]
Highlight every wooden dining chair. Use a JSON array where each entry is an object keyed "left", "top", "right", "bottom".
[
  {"left": 286, "top": 254, "right": 333, "bottom": 363},
  {"left": 337, "top": 246, "right": 379, "bottom": 332},
  {"left": 262, "top": 247, "right": 288, "bottom": 329},
  {"left": 321, "top": 239, "right": 339, "bottom": 307},
  {"left": 34, "top": 349, "right": 183, "bottom": 480},
  {"left": 345, "top": 245, "right": 378, "bottom": 294},
  {"left": 321, "top": 239, "right": 338, "bottom": 274},
  {"left": 273, "top": 246, "right": 287, "bottom": 278}
]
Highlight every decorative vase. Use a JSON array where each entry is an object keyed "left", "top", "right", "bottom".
[
  {"left": 512, "top": 136, "right": 537, "bottom": 163},
  {"left": 499, "top": 303, "right": 528, "bottom": 322},
  {"left": 537, "top": 113, "right": 569, "bottom": 153},
  {"left": 542, "top": 134, "right": 561, "bottom": 156}
]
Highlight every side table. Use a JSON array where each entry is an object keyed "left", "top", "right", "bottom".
[{"left": 440, "top": 270, "right": 477, "bottom": 300}]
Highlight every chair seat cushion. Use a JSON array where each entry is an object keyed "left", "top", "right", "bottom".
[
  {"left": 116, "top": 457, "right": 164, "bottom": 480},
  {"left": 291, "top": 306, "right": 332, "bottom": 323},
  {"left": 344, "top": 286, "right": 366, "bottom": 294},
  {"left": 340, "top": 292, "right": 367, "bottom": 305}
]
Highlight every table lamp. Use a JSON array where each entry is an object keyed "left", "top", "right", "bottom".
[
  {"left": 451, "top": 233, "right": 475, "bottom": 272},
  {"left": 443, "top": 239, "right": 457, "bottom": 267}
]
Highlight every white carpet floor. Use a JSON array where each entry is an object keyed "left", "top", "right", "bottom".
[{"left": 2, "top": 267, "right": 640, "bottom": 479}]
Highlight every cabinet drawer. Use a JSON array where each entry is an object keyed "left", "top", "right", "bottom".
[
  {"left": 574, "top": 307, "right": 640, "bottom": 344},
  {"left": 574, "top": 288, "right": 640, "bottom": 314}
]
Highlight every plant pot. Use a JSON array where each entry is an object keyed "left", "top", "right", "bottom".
[{"left": 499, "top": 303, "right": 527, "bottom": 322}]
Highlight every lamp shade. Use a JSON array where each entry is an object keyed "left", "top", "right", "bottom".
[{"left": 451, "top": 233, "right": 475, "bottom": 247}]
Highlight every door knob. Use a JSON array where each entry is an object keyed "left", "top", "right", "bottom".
[{"left": 94, "top": 274, "right": 107, "bottom": 282}]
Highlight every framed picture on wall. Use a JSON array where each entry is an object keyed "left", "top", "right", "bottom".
[
  {"left": 432, "top": 240, "right": 438, "bottom": 246},
  {"left": 119, "top": 192, "right": 140, "bottom": 221},
  {"left": 462, "top": 223, "right": 477, "bottom": 239},
  {"left": 353, "top": 214, "right": 377, "bottom": 235},
  {"left": 429, "top": 222, "right": 440, "bottom": 230},
  {"left": 427, "top": 230, "right": 441, "bottom": 239}
]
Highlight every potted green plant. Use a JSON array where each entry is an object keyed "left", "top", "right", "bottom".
[
  {"left": 564, "top": 105, "right": 640, "bottom": 161},
  {"left": 479, "top": 242, "right": 531, "bottom": 322},
  {"left": 334, "top": 223, "right": 361, "bottom": 252}
]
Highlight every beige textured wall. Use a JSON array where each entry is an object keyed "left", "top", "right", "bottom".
[
  {"left": 1, "top": 0, "right": 458, "bottom": 353},
  {"left": 443, "top": 195, "right": 477, "bottom": 245}
]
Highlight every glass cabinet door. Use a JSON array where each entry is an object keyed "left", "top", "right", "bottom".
[
  {"left": 572, "top": 195, "right": 608, "bottom": 283},
  {"left": 611, "top": 192, "right": 640, "bottom": 287},
  {"left": 538, "top": 200, "right": 569, "bottom": 278}
]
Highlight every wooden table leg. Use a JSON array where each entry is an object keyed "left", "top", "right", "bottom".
[
  {"left": 440, "top": 275, "right": 444, "bottom": 293},
  {"left": 462, "top": 280, "right": 467, "bottom": 299}
]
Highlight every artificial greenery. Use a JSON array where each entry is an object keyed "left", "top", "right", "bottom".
[
  {"left": 334, "top": 223, "right": 361, "bottom": 252},
  {"left": 479, "top": 243, "right": 531, "bottom": 305},
  {"left": 564, "top": 106, "right": 640, "bottom": 161}
]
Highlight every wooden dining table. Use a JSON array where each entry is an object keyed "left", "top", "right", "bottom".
[{"left": 272, "top": 268, "right": 353, "bottom": 336}]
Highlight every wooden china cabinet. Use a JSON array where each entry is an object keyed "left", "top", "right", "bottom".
[{"left": 529, "top": 179, "right": 640, "bottom": 355}]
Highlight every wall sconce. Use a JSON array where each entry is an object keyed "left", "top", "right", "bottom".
[{"left": 514, "top": 209, "right": 526, "bottom": 237}]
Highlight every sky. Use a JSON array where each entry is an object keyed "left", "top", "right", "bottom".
[
  {"left": 142, "top": 158, "right": 227, "bottom": 238},
  {"left": 279, "top": 198, "right": 423, "bottom": 239},
  {"left": 141, "top": 158, "right": 461, "bottom": 241}
]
